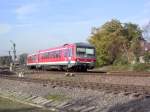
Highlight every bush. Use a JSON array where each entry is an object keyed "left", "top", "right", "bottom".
[
  {"left": 110, "top": 64, "right": 130, "bottom": 71},
  {"left": 143, "top": 52, "right": 150, "bottom": 63},
  {"left": 131, "top": 63, "right": 150, "bottom": 72},
  {"left": 108, "top": 63, "right": 150, "bottom": 72},
  {"left": 113, "top": 56, "right": 128, "bottom": 66}
]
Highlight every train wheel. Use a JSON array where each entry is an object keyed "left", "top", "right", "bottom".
[{"left": 82, "top": 68, "right": 87, "bottom": 72}]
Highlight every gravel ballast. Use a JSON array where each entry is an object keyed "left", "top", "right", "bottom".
[
  {"left": 26, "top": 73, "right": 150, "bottom": 86},
  {"left": 0, "top": 78, "right": 150, "bottom": 112}
]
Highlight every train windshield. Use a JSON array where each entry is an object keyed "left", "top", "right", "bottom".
[{"left": 76, "top": 47, "right": 95, "bottom": 57}]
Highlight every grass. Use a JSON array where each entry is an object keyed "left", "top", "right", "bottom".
[
  {"left": 109, "top": 64, "right": 132, "bottom": 71},
  {"left": 107, "top": 63, "right": 150, "bottom": 72},
  {"left": 46, "top": 94, "right": 70, "bottom": 101},
  {"left": 0, "top": 97, "right": 52, "bottom": 112}
]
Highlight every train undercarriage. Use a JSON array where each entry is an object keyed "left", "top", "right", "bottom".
[{"left": 27, "top": 62, "right": 95, "bottom": 72}]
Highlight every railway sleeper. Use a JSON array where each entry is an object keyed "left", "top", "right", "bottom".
[
  {"left": 144, "top": 94, "right": 150, "bottom": 99},
  {"left": 123, "top": 92, "right": 132, "bottom": 96},
  {"left": 130, "top": 93, "right": 143, "bottom": 99}
]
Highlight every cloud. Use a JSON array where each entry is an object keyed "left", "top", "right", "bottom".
[
  {"left": 0, "top": 24, "right": 11, "bottom": 34},
  {"left": 15, "top": 4, "right": 38, "bottom": 19}
]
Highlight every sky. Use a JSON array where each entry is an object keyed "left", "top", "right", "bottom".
[{"left": 0, "top": 0, "right": 150, "bottom": 56}]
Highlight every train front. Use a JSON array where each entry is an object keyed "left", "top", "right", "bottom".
[{"left": 75, "top": 43, "right": 96, "bottom": 71}]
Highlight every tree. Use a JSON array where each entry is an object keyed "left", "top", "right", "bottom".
[
  {"left": 143, "top": 52, "right": 150, "bottom": 63},
  {"left": 18, "top": 53, "right": 28, "bottom": 65},
  {"left": 123, "top": 23, "right": 142, "bottom": 62},
  {"left": 0, "top": 56, "right": 12, "bottom": 66},
  {"left": 89, "top": 19, "right": 126, "bottom": 66},
  {"left": 88, "top": 19, "right": 142, "bottom": 66}
]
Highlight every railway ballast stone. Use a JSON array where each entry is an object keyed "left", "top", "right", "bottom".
[{"left": 0, "top": 78, "right": 150, "bottom": 112}]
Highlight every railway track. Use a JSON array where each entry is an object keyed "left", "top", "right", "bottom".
[
  {"left": 1, "top": 66, "right": 150, "bottom": 77},
  {"left": 24, "top": 69, "right": 150, "bottom": 77},
  {"left": 0, "top": 74, "right": 150, "bottom": 99}
]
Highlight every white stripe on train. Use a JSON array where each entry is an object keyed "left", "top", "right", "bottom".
[
  {"left": 27, "top": 61, "right": 75, "bottom": 66},
  {"left": 27, "top": 61, "right": 92, "bottom": 66}
]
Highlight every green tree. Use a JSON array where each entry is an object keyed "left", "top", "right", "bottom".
[
  {"left": 0, "top": 56, "right": 12, "bottom": 66},
  {"left": 88, "top": 19, "right": 142, "bottom": 66},
  {"left": 89, "top": 19, "right": 125, "bottom": 66},
  {"left": 124, "top": 23, "right": 142, "bottom": 62}
]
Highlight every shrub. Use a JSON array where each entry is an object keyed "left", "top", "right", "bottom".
[
  {"left": 113, "top": 56, "right": 128, "bottom": 66},
  {"left": 131, "top": 63, "right": 150, "bottom": 72},
  {"left": 143, "top": 52, "right": 150, "bottom": 63}
]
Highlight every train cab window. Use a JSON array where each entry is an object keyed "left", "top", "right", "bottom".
[
  {"left": 77, "top": 47, "right": 95, "bottom": 57},
  {"left": 77, "top": 48, "right": 86, "bottom": 56},
  {"left": 86, "top": 48, "right": 94, "bottom": 55}
]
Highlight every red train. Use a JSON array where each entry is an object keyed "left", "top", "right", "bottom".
[{"left": 27, "top": 43, "right": 96, "bottom": 71}]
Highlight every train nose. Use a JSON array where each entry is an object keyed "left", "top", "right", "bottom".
[{"left": 76, "top": 58, "right": 96, "bottom": 63}]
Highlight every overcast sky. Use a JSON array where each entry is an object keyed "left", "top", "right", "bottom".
[{"left": 0, "top": 0, "right": 150, "bottom": 56}]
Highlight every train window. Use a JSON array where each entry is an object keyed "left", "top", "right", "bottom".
[
  {"left": 51, "top": 51, "right": 54, "bottom": 58},
  {"left": 86, "top": 48, "right": 94, "bottom": 55},
  {"left": 49, "top": 52, "right": 53, "bottom": 59},
  {"left": 77, "top": 48, "right": 86, "bottom": 53},
  {"left": 56, "top": 51, "right": 59, "bottom": 58},
  {"left": 47, "top": 50, "right": 62, "bottom": 59},
  {"left": 31, "top": 55, "right": 36, "bottom": 61},
  {"left": 77, "top": 48, "right": 86, "bottom": 56},
  {"left": 54, "top": 51, "right": 56, "bottom": 58},
  {"left": 42, "top": 53, "right": 48, "bottom": 59},
  {"left": 76, "top": 47, "right": 95, "bottom": 57},
  {"left": 59, "top": 50, "right": 62, "bottom": 58},
  {"left": 64, "top": 49, "right": 68, "bottom": 57},
  {"left": 49, "top": 52, "right": 53, "bottom": 58},
  {"left": 45, "top": 52, "right": 49, "bottom": 58},
  {"left": 48, "top": 52, "right": 51, "bottom": 58},
  {"left": 41, "top": 54, "right": 44, "bottom": 59},
  {"left": 68, "top": 48, "right": 72, "bottom": 57},
  {"left": 57, "top": 50, "right": 61, "bottom": 58}
]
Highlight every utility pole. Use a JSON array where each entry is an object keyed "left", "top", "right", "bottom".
[
  {"left": 8, "top": 50, "right": 13, "bottom": 71},
  {"left": 10, "top": 40, "right": 17, "bottom": 71},
  {"left": 8, "top": 50, "right": 11, "bottom": 57},
  {"left": 10, "top": 40, "right": 17, "bottom": 62},
  {"left": 8, "top": 50, "right": 12, "bottom": 63}
]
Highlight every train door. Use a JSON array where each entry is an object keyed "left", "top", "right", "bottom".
[
  {"left": 64, "top": 48, "right": 72, "bottom": 67},
  {"left": 68, "top": 48, "right": 72, "bottom": 67}
]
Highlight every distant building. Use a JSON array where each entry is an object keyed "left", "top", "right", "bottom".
[{"left": 139, "top": 38, "right": 150, "bottom": 63}]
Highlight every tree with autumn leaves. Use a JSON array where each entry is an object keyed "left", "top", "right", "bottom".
[{"left": 88, "top": 19, "right": 143, "bottom": 66}]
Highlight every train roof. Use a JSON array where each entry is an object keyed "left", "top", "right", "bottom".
[
  {"left": 75, "top": 42, "right": 94, "bottom": 48},
  {"left": 38, "top": 43, "right": 74, "bottom": 53},
  {"left": 28, "top": 42, "right": 94, "bottom": 56}
]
